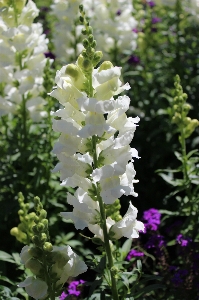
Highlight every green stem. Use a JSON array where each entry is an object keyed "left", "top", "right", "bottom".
[
  {"left": 86, "top": 59, "right": 119, "bottom": 299},
  {"left": 42, "top": 252, "right": 55, "bottom": 300},
  {"left": 179, "top": 120, "right": 192, "bottom": 207},
  {"left": 12, "top": 0, "right": 18, "bottom": 27},
  {"left": 92, "top": 136, "right": 119, "bottom": 300}
]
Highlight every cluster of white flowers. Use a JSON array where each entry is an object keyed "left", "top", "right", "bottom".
[
  {"left": 0, "top": 0, "right": 51, "bottom": 122},
  {"left": 51, "top": 0, "right": 84, "bottom": 63},
  {"left": 50, "top": 60, "right": 144, "bottom": 241},
  {"left": 51, "top": 0, "right": 137, "bottom": 62},
  {"left": 19, "top": 245, "right": 87, "bottom": 299}
]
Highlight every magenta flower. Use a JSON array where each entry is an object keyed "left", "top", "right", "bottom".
[
  {"left": 68, "top": 280, "right": 85, "bottom": 297},
  {"left": 142, "top": 208, "right": 161, "bottom": 232},
  {"left": 176, "top": 234, "right": 192, "bottom": 247},
  {"left": 152, "top": 17, "right": 161, "bottom": 24},
  {"left": 127, "top": 249, "right": 144, "bottom": 261},
  {"left": 171, "top": 269, "right": 188, "bottom": 286},
  {"left": 59, "top": 291, "right": 67, "bottom": 300},
  {"left": 147, "top": 1, "right": 156, "bottom": 8},
  {"left": 59, "top": 280, "right": 86, "bottom": 299}
]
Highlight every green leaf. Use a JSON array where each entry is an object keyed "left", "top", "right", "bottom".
[
  {"left": 134, "top": 284, "right": 165, "bottom": 298},
  {"left": 187, "top": 149, "right": 199, "bottom": 159},
  {"left": 120, "top": 239, "right": 132, "bottom": 260},
  {"left": 167, "top": 239, "right": 176, "bottom": 246},
  {"left": 0, "top": 275, "right": 15, "bottom": 285},
  {"left": 0, "top": 251, "right": 16, "bottom": 264},
  {"left": 136, "top": 260, "right": 142, "bottom": 271}
]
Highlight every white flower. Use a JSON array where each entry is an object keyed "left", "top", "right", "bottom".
[
  {"left": 61, "top": 188, "right": 100, "bottom": 230},
  {"left": 110, "top": 202, "right": 145, "bottom": 239},
  {"left": 51, "top": 245, "right": 87, "bottom": 286},
  {"left": 88, "top": 217, "right": 115, "bottom": 241},
  {"left": 93, "top": 66, "right": 130, "bottom": 100},
  {"left": 18, "top": 277, "right": 48, "bottom": 300},
  {"left": 0, "top": 0, "right": 49, "bottom": 121}
]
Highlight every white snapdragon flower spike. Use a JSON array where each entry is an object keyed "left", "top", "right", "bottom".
[
  {"left": 51, "top": 0, "right": 137, "bottom": 63},
  {"left": 51, "top": 57, "right": 144, "bottom": 240},
  {"left": 18, "top": 277, "right": 48, "bottom": 300},
  {"left": 86, "top": 203, "right": 145, "bottom": 241},
  {"left": 0, "top": 0, "right": 51, "bottom": 121},
  {"left": 51, "top": 0, "right": 84, "bottom": 63},
  {"left": 19, "top": 245, "right": 87, "bottom": 298},
  {"left": 110, "top": 202, "right": 145, "bottom": 239},
  {"left": 88, "top": 0, "right": 137, "bottom": 59},
  {"left": 51, "top": 245, "right": 87, "bottom": 286}
]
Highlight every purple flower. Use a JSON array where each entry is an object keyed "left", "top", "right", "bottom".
[
  {"left": 145, "top": 235, "right": 166, "bottom": 250},
  {"left": 59, "top": 292, "right": 67, "bottom": 300},
  {"left": 147, "top": 1, "right": 156, "bottom": 7},
  {"left": 171, "top": 269, "right": 188, "bottom": 286},
  {"left": 142, "top": 208, "right": 161, "bottom": 232},
  {"left": 152, "top": 17, "right": 161, "bottom": 24},
  {"left": 44, "top": 52, "right": 56, "bottom": 59},
  {"left": 59, "top": 280, "right": 86, "bottom": 299},
  {"left": 176, "top": 234, "right": 192, "bottom": 247},
  {"left": 116, "top": 9, "right": 122, "bottom": 16},
  {"left": 132, "top": 28, "right": 139, "bottom": 33},
  {"left": 169, "top": 265, "right": 177, "bottom": 272},
  {"left": 127, "top": 249, "right": 144, "bottom": 261},
  {"left": 128, "top": 55, "right": 140, "bottom": 65},
  {"left": 68, "top": 280, "right": 86, "bottom": 297}
]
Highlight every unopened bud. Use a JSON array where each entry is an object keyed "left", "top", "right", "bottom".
[
  {"left": 18, "top": 209, "right": 24, "bottom": 216},
  {"left": 39, "top": 209, "right": 47, "bottom": 219},
  {"left": 83, "top": 39, "right": 89, "bottom": 48},
  {"left": 41, "top": 219, "right": 48, "bottom": 229},
  {"left": 65, "top": 64, "right": 79, "bottom": 79},
  {"left": 99, "top": 61, "right": 113, "bottom": 72},
  {"left": 82, "top": 29, "right": 87, "bottom": 35},
  {"left": 37, "top": 223, "right": 45, "bottom": 232},
  {"left": 91, "top": 40, "right": 97, "bottom": 48},
  {"left": 28, "top": 246, "right": 42, "bottom": 258},
  {"left": 79, "top": 16, "right": 84, "bottom": 23},
  {"left": 40, "top": 233, "right": 47, "bottom": 242},
  {"left": 88, "top": 26, "right": 93, "bottom": 34},
  {"left": 82, "top": 59, "right": 92, "bottom": 71},
  {"left": 79, "top": 4, "right": 84, "bottom": 12},
  {"left": 43, "top": 242, "right": 53, "bottom": 252},
  {"left": 32, "top": 235, "right": 40, "bottom": 246},
  {"left": 88, "top": 34, "right": 94, "bottom": 43}
]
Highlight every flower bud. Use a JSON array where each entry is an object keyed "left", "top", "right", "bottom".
[
  {"left": 34, "top": 215, "right": 40, "bottom": 224},
  {"left": 40, "top": 233, "right": 47, "bottom": 242},
  {"left": 88, "top": 26, "right": 93, "bottom": 34},
  {"left": 29, "top": 212, "right": 36, "bottom": 220},
  {"left": 98, "top": 61, "right": 113, "bottom": 72},
  {"left": 79, "top": 16, "right": 84, "bottom": 23},
  {"left": 32, "top": 235, "right": 40, "bottom": 246},
  {"left": 28, "top": 246, "right": 42, "bottom": 258},
  {"left": 82, "top": 29, "right": 87, "bottom": 35},
  {"left": 43, "top": 242, "right": 53, "bottom": 252},
  {"left": 93, "top": 51, "right": 103, "bottom": 66},
  {"left": 83, "top": 39, "right": 89, "bottom": 49},
  {"left": 65, "top": 64, "right": 79, "bottom": 80},
  {"left": 39, "top": 209, "right": 47, "bottom": 220},
  {"left": 32, "top": 224, "right": 39, "bottom": 234},
  {"left": 37, "top": 223, "right": 45, "bottom": 232},
  {"left": 79, "top": 4, "right": 84, "bottom": 12},
  {"left": 88, "top": 34, "right": 94, "bottom": 43},
  {"left": 82, "top": 59, "right": 92, "bottom": 72},
  {"left": 18, "top": 209, "right": 24, "bottom": 216},
  {"left": 91, "top": 40, "right": 97, "bottom": 48},
  {"left": 41, "top": 219, "right": 48, "bottom": 229}
]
